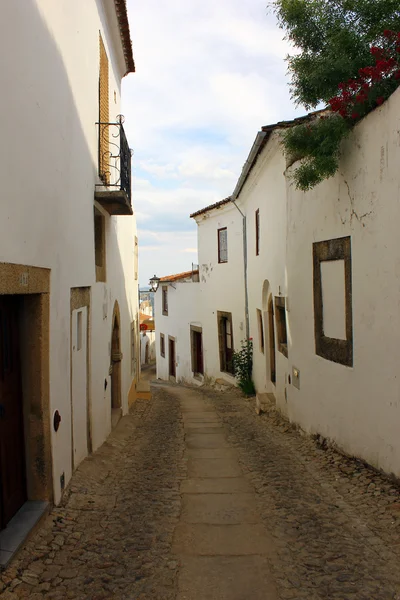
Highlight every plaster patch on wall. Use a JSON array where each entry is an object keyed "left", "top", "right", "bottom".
[{"left": 321, "top": 260, "right": 346, "bottom": 340}]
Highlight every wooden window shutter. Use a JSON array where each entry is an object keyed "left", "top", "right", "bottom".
[{"left": 99, "top": 34, "right": 110, "bottom": 184}]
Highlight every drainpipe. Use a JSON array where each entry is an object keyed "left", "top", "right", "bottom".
[
  {"left": 231, "top": 199, "right": 249, "bottom": 340},
  {"left": 231, "top": 131, "right": 267, "bottom": 342}
]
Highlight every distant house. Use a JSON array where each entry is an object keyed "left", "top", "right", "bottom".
[
  {"left": 0, "top": 0, "right": 139, "bottom": 546},
  {"left": 156, "top": 86, "right": 400, "bottom": 479}
]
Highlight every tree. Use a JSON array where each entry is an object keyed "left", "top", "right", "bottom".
[{"left": 272, "top": 0, "right": 400, "bottom": 108}]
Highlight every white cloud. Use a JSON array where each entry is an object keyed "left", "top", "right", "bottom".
[{"left": 123, "top": 0, "right": 303, "bottom": 285}]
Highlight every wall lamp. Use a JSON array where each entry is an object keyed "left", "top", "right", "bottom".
[{"left": 149, "top": 274, "right": 160, "bottom": 292}]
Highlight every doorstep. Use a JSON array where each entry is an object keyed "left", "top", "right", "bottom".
[{"left": 0, "top": 500, "right": 49, "bottom": 568}]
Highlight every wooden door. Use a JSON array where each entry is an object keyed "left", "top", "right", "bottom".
[
  {"left": 169, "top": 338, "right": 176, "bottom": 378},
  {"left": 0, "top": 296, "right": 26, "bottom": 529},
  {"left": 223, "top": 317, "right": 233, "bottom": 374},
  {"left": 193, "top": 331, "right": 204, "bottom": 375},
  {"left": 268, "top": 295, "right": 276, "bottom": 384}
]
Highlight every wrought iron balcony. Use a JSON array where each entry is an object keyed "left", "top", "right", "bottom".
[{"left": 95, "top": 115, "right": 133, "bottom": 215}]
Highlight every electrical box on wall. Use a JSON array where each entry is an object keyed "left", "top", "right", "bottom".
[{"left": 292, "top": 366, "right": 300, "bottom": 390}]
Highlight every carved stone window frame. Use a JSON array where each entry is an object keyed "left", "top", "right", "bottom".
[{"left": 313, "top": 236, "right": 353, "bottom": 367}]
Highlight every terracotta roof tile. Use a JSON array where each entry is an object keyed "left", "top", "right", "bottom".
[
  {"left": 113, "top": 0, "right": 135, "bottom": 76},
  {"left": 190, "top": 196, "right": 232, "bottom": 219},
  {"left": 159, "top": 270, "right": 199, "bottom": 282}
]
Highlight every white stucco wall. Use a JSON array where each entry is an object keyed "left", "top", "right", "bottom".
[
  {"left": 196, "top": 203, "right": 246, "bottom": 384},
  {"left": 236, "top": 132, "right": 289, "bottom": 413},
  {"left": 155, "top": 282, "right": 202, "bottom": 384},
  {"left": 0, "top": 0, "right": 138, "bottom": 503},
  {"left": 286, "top": 86, "right": 400, "bottom": 477}
]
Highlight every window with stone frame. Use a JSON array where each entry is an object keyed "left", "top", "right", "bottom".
[
  {"left": 275, "top": 297, "right": 288, "bottom": 358},
  {"left": 162, "top": 286, "right": 168, "bottom": 316},
  {"left": 160, "top": 333, "right": 165, "bottom": 358},
  {"left": 218, "top": 228, "right": 228, "bottom": 263}
]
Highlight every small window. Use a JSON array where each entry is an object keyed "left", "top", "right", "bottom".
[
  {"left": 94, "top": 208, "right": 106, "bottom": 282},
  {"left": 256, "top": 308, "right": 264, "bottom": 354},
  {"left": 218, "top": 228, "right": 228, "bottom": 263},
  {"left": 162, "top": 286, "right": 168, "bottom": 316},
  {"left": 255, "top": 209, "right": 260, "bottom": 256},
  {"left": 160, "top": 333, "right": 165, "bottom": 357},
  {"left": 77, "top": 311, "right": 83, "bottom": 351},
  {"left": 275, "top": 297, "right": 288, "bottom": 358}
]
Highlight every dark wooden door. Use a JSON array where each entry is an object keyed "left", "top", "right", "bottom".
[
  {"left": 193, "top": 331, "right": 204, "bottom": 375},
  {"left": 222, "top": 317, "right": 233, "bottom": 374},
  {"left": 169, "top": 338, "right": 176, "bottom": 378},
  {"left": 0, "top": 296, "right": 26, "bottom": 529}
]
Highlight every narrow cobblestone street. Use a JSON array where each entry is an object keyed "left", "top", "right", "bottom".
[{"left": 2, "top": 382, "right": 400, "bottom": 599}]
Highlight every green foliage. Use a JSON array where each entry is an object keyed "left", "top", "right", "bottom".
[
  {"left": 232, "top": 339, "right": 256, "bottom": 397},
  {"left": 272, "top": 0, "right": 400, "bottom": 107},
  {"left": 283, "top": 114, "right": 350, "bottom": 190}
]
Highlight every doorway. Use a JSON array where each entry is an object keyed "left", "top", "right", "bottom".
[
  {"left": 217, "top": 311, "right": 234, "bottom": 374},
  {"left": 169, "top": 336, "right": 176, "bottom": 379},
  {"left": 111, "top": 305, "right": 122, "bottom": 414},
  {"left": 191, "top": 326, "right": 204, "bottom": 376},
  {"left": 0, "top": 296, "right": 26, "bottom": 529},
  {"left": 71, "top": 307, "right": 88, "bottom": 468},
  {"left": 262, "top": 281, "right": 276, "bottom": 389}
]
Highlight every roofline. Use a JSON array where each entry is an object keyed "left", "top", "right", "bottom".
[
  {"left": 113, "top": 0, "right": 135, "bottom": 76},
  {"left": 190, "top": 196, "right": 232, "bottom": 219},
  {"left": 231, "top": 109, "right": 326, "bottom": 201},
  {"left": 159, "top": 270, "right": 199, "bottom": 283}
]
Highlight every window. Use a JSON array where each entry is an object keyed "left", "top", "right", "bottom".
[
  {"left": 94, "top": 208, "right": 106, "bottom": 282},
  {"left": 162, "top": 286, "right": 168, "bottom": 316},
  {"left": 255, "top": 209, "right": 260, "bottom": 256},
  {"left": 217, "top": 311, "right": 234, "bottom": 374},
  {"left": 131, "top": 321, "right": 136, "bottom": 375},
  {"left": 77, "top": 311, "right": 83, "bottom": 351},
  {"left": 191, "top": 326, "right": 204, "bottom": 375},
  {"left": 275, "top": 297, "right": 288, "bottom": 358},
  {"left": 99, "top": 34, "right": 110, "bottom": 184},
  {"left": 313, "top": 236, "right": 353, "bottom": 366},
  {"left": 256, "top": 309, "right": 264, "bottom": 354},
  {"left": 160, "top": 333, "right": 165, "bottom": 357},
  {"left": 218, "top": 228, "right": 228, "bottom": 263}
]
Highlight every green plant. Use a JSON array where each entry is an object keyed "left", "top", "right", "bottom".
[
  {"left": 272, "top": 0, "right": 400, "bottom": 108},
  {"left": 283, "top": 114, "right": 351, "bottom": 190},
  {"left": 232, "top": 338, "right": 256, "bottom": 396}
]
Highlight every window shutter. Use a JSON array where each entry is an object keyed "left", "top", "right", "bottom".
[
  {"left": 99, "top": 34, "right": 110, "bottom": 184},
  {"left": 218, "top": 228, "right": 228, "bottom": 262}
]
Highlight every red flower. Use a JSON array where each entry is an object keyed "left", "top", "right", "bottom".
[
  {"left": 351, "top": 112, "right": 360, "bottom": 119},
  {"left": 371, "top": 46, "right": 384, "bottom": 58},
  {"left": 383, "top": 30, "right": 395, "bottom": 39},
  {"left": 376, "top": 96, "right": 385, "bottom": 106},
  {"left": 395, "top": 70, "right": 400, "bottom": 80}
]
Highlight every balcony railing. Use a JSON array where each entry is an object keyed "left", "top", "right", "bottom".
[{"left": 95, "top": 115, "right": 133, "bottom": 215}]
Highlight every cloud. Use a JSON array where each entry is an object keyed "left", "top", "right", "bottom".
[{"left": 124, "top": 0, "right": 303, "bottom": 285}]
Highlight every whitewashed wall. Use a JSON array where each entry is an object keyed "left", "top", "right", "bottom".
[
  {"left": 286, "top": 87, "right": 400, "bottom": 477},
  {"left": 155, "top": 282, "right": 202, "bottom": 384},
  {"left": 236, "top": 132, "right": 289, "bottom": 413},
  {"left": 196, "top": 203, "right": 246, "bottom": 384},
  {"left": 0, "top": 0, "right": 138, "bottom": 503}
]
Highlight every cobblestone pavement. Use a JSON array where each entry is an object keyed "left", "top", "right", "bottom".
[
  {"left": 1, "top": 382, "right": 400, "bottom": 599},
  {"left": 0, "top": 387, "right": 186, "bottom": 600}
]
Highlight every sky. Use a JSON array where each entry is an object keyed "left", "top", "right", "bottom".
[{"left": 122, "top": 0, "right": 304, "bottom": 287}]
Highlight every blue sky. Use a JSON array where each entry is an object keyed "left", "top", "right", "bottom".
[{"left": 122, "top": 0, "right": 304, "bottom": 287}]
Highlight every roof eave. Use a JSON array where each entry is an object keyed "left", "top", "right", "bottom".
[{"left": 113, "top": 0, "right": 135, "bottom": 76}]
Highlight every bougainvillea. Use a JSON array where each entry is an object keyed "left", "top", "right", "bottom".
[{"left": 282, "top": 31, "right": 400, "bottom": 191}]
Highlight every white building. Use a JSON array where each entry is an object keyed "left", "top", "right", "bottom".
[
  {"left": 0, "top": 0, "right": 139, "bottom": 549},
  {"left": 155, "top": 86, "right": 400, "bottom": 479}
]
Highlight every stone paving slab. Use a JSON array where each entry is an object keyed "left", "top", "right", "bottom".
[
  {"left": 172, "top": 523, "right": 274, "bottom": 555},
  {"left": 181, "top": 493, "right": 258, "bottom": 524},
  {"left": 182, "top": 412, "right": 220, "bottom": 421},
  {"left": 181, "top": 478, "right": 253, "bottom": 494},
  {"left": 186, "top": 448, "right": 236, "bottom": 459},
  {"left": 184, "top": 427, "right": 225, "bottom": 434},
  {"left": 183, "top": 422, "right": 222, "bottom": 429},
  {"left": 187, "top": 458, "right": 243, "bottom": 478},
  {"left": 177, "top": 555, "right": 278, "bottom": 600},
  {"left": 185, "top": 433, "right": 230, "bottom": 449}
]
